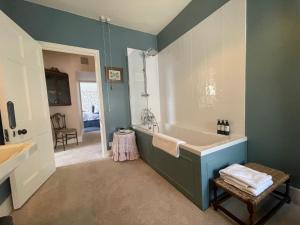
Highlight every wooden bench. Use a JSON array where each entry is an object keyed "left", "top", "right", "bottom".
[{"left": 213, "top": 163, "right": 290, "bottom": 225}]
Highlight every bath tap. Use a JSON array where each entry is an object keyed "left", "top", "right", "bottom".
[
  {"left": 152, "top": 123, "right": 159, "bottom": 132},
  {"left": 141, "top": 108, "right": 159, "bottom": 132}
]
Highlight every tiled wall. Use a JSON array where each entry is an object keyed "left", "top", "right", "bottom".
[
  {"left": 158, "top": 0, "right": 246, "bottom": 135},
  {"left": 127, "top": 48, "right": 161, "bottom": 125}
]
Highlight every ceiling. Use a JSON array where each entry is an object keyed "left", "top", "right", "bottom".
[{"left": 25, "top": 0, "right": 191, "bottom": 34}]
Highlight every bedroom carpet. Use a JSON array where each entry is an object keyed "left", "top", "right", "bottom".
[
  {"left": 55, "top": 131, "right": 102, "bottom": 167},
  {"left": 84, "top": 127, "right": 100, "bottom": 133},
  {"left": 12, "top": 159, "right": 300, "bottom": 225}
]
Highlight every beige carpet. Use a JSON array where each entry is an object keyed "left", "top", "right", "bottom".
[
  {"left": 12, "top": 159, "right": 300, "bottom": 225},
  {"left": 55, "top": 131, "right": 102, "bottom": 167}
]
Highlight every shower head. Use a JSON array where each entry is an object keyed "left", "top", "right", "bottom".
[{"left": 144, "top": 48, "right": 157, "bottom": 57}]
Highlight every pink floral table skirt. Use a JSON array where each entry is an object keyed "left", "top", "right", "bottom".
[{"left": 112, "top": 131, "right": 139, "bottom": 162}]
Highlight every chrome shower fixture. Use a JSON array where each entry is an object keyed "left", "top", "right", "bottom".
[
  {"left": 141, "top": 108, "right": 159, "bottom": 132},
  {"left": 141, "top": 48, "right": 158, "bottom": 97},
  {"left": 144, "top": 48, "right": 158, "bottom": 57},
  {"left": 99, "top": 16, "right": 111, "bottom": 23},
  {"left": 140, "top": 48, "right": 159, "bottom": 132}
]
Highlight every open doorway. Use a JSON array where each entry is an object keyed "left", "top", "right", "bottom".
[
  {"left": 79, "top": 81, "right": 101, "bottom": 133},
  {"left": 40, "top": 43, "right": 107, "bottom": 167}
]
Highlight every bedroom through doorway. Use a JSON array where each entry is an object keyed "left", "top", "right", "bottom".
[
  {"left": 42, "top": 49, "right": 103, "bottom": 167},
  {"left": 80, "top": 82, "right": 101, "bottom": 133}
]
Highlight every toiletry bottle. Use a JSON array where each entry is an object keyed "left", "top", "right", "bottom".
[
  {"left": 217, "top": 120, "right": 221, "bottom": 134},
  {"left": 225, "top": 120, "right": 230, "bottom": 136},
  {"left": 221, "top": 120, "right": 225, "bottom": 135}
]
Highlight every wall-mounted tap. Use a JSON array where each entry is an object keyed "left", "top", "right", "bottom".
[{"left": 141, "top": 108, "right": 159, "bottom": 132}]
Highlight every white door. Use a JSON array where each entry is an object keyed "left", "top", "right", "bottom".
[{"left": 0, "top": 11, "right": 56, "bottom": 209}]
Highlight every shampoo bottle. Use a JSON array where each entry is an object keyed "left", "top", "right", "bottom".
[
  {"left": 221, "top": 120, "right": 225, "bottom": 135},
  {"left": 224, "top": 120, "right": 230, "bottom": 135},
  {"left": 217, "top": 120, "right": 221, "bottom": 134}
]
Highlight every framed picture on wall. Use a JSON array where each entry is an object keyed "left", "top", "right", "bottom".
[{"left": 105, "top": 67, "right": 123, "bottom": 82}]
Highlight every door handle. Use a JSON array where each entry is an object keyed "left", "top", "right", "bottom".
[
  {"left": 18, "top": 129, "right": 27, "bottom": 135},
  {"left": 7, "top": 101, "right": 16, "bottom": 129},
  {"left": 4, "top": 129, "right": 9, "bottom": 142}
]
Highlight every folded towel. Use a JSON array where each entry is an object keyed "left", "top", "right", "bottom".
[
  {"left": 152, "top": 133, "right": 185, "bottom": 158},
  {"left": 223, "top": 177, "right": 273, "bottom": 196},
  {"left": 221, "top": 174, "right": 250, "bottom": 188},
  {"left": 220, "top": 164, "right": 272, "bottom": 189}
]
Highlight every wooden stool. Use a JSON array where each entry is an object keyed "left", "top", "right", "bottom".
[{"left": 213, "top": 163, "right": 290, "bottom": 225}]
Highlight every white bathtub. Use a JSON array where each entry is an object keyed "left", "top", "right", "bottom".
[{"left": 133, "top": 123, "right": 247, "bottom": 156}]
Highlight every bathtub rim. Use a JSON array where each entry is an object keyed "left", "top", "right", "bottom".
[{"left": 132, "top": 125, "right": 247, "bottom": 157}]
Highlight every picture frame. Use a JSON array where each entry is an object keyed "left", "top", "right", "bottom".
[{"left": 105, "top": 67, "right": 123, "bottom": 82}]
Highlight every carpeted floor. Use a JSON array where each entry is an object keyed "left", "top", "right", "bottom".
[
  {"left": 55, "top": 131, "right": 102, "bottom": 167},
  {"left": 12, "top": 159, "right": 300, "bottom": 225}
]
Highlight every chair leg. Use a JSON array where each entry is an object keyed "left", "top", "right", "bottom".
[
  {"left": 63, "top": 135, "right": 65, "bottom": 151},
  {"left": 76, "top": 131, "right": 78, "bottom": 145},
  {"left": 54, "top": 137, "right": 57, "bottom": 149}
]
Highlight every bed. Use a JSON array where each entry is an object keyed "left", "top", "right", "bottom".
[{"left": 83, "top": 111, "right": 100, "bottom": 129}]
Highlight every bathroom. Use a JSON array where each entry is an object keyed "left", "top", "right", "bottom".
[
  {"left": 128, "top": 0, "right": 247, "bottom": 210},
  {"left": 0, "top": 0, "right": 299, "bottom": 224}
]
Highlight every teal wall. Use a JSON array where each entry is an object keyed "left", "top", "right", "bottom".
[
  {"left": 157, "top": 0, "right": 300, "bottom": 188},
  {"left": 1, "top": 0, "right": 157, "bottom": 143},
  {"left": 0, "top": 0, "right": 9, "bottom": 14},
  {"left": 0, "top": 0, "right": 156, "bottom": 205},
  {"left": 246, "top": 0, "right": 300, "bottom": 188},
  {"left": 157, "top": 0, "right": 229, "bottom": 51},
  {"left": 0, "top": 180, "right": 10, "bottom": 205}
]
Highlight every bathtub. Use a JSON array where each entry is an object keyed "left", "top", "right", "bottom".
[
  {"left": 133, "top": 123, "right": 247, "bottom": 156},
  {"left": 133, "top": 123, "right": 247, "bottom": 210}
]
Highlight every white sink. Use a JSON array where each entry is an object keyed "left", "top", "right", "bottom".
[{"left": 0, "top": 142, "right": 37, "bottom": 183}]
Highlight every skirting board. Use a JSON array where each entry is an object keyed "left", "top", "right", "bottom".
[
  {"left": 0, "top": 196, "right": 12, "bottom": 217},
  {"left": 291, "top": 186, "right": 300, "bottom": 206},
  {"left": 104, "top": 150, "right": 112, "bottom": 157}
]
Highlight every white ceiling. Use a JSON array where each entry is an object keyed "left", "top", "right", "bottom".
[{"left": 25, "top": 0, "right": 191, "bottom": 34}]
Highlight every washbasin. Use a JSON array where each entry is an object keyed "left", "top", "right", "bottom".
[
  {"left": 0, "top": 142, "right": 36, "bottom": 183},
  {"left": 0, "top": 143, "right": 32, "bottom": 164}
]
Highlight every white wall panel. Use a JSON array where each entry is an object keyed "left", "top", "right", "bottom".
[
  {"left": 158, "top": 0, "right": 246, "bottom": 135},
  {"left": 127, "top": 48, "right": 161, "bottom": 125}
]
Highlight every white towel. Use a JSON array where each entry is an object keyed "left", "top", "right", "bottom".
[
  {"left": 152, "top": 133, "right": 185, "bottom": 158},
  {"left": 221, "top": 174, "right": 250, "bottom": 188},
  {"left": 219, "top": 164, "right": 272, "bottom": 189},
  {"left": 223, "top": 177, "right": 273, "bottom": 196}
]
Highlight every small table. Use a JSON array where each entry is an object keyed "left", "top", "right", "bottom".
[
  {"left": 213, "top": 163, "right": 290, "bottom": 225},
  {"left": 112, "top": 131, "right": 139, "bottom": 162}
]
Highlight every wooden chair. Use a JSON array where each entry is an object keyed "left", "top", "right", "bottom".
[{"left": 50, "top": 113, "right": 78, "bottom": 150}]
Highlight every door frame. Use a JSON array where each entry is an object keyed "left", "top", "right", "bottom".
[{"left": 39, "top": 41, "right": 108, "bottom": 155}]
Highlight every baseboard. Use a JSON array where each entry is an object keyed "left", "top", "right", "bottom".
[
  {"left": 0, "top": 196, "right": 12, "bottom": 216},
  {"left": 291, "top": 186, "right": 300, "bottom": 206},
  {"left": 104, "top": 150, "right": 112, "bottom": 158}
]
